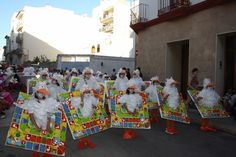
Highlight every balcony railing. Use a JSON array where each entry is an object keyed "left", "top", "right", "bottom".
[
  {"left": 16, "top": 33, "right": 23, "bottom": 44},
  {"left": 102, "top": 24, "right": 114, "bottom": 33},
  {"left": 158, "top": 0, "right": 190, "bottom": 16},
  {"left": 130, "top": 3, "right": 148, "bottom": 25},
  {"left": 101, "top": 13, "right": 114, "bottom": 23}
]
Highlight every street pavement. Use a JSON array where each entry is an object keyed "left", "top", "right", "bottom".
[
  {"left": 1, "top": 108, "right": 236, "bottom": 157},
  {"left": 0, "top": 90, "right": 236, "bottom": 157}
]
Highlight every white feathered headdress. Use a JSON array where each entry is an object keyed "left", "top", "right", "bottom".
[
  {"left": 82, "top": 67, "right": 93, "bottom": 75},
  {"left": 165, "top": 77, "right": 178, "bottom": 87}
]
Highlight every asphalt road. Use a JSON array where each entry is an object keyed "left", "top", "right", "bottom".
[{"left": 1, "top": 118, "right": 236, "bottom": 157}]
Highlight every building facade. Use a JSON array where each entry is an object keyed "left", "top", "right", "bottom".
[
  {"left": 4, "top": 0, "right": 135, "bottom": 65},
  {"left": 130, "top": 0, "right": 236, "bottom": 96},
  {"left": 92, "top": 0, "right": 135, "bottom": 57}
]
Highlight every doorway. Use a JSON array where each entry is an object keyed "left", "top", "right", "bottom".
[
  {"left": 225, "top": 35, "right": 236, "bottom": 92},
  {"left": 166, "top": 40, "right": 189, "bottom": 99}
]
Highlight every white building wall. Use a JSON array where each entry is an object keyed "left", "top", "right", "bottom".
[{"left": 92, "top": 0, "right": 135, "bottom": 58}]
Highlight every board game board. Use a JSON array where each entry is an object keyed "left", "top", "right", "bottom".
[
  {"left": 188, "top": 89, "right": 229, "bottom": 118},
  {"left": 5, "top": 92, "right": 67, "bottom": 156}
]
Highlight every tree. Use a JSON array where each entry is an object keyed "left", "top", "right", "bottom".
[{"left": 32, "top": 55, "right": 50, "bottom": 64}]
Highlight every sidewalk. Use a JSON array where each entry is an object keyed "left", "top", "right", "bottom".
[{"left": 188, "top": 108, "right": 236, "bottom": 135}]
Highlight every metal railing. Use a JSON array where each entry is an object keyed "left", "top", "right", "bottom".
[
  {"left": 130, "top": 3, "right": 148, "bottom": 25},
  {"left": 158, "top": 0, "right": 190, "bottom": 16}
]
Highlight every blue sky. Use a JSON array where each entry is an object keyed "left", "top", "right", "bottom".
[{"left": 0, "top": 0, "right": 100, "bottom": 48}]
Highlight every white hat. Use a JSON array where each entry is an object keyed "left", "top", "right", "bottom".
[
  {"left": 71, "top": 68, "right": 78, "bottom": 73},
  {"left": 133, "top": 69, "right": 140, "bottom": 76},
  {"left": 34, "top": 82, "right": 49, "bottom": 95},
  {"left": 203, "top": 78, "right": 213, "bottom": 88},
  {"left": 82, "top": 67, "right": 93, "bottom": 75},
  {"left": 52, "top": 73, "right": 63, "bottom": 82},
  {"left": 127, "top": 80, "right": 137, "bottom": 89},
  {"left": 103, "top": 74, "right": 110, "bottom": 80},
  {"left": 118, "top": 68, "right": 126, "bottom": 75},
  {"left": 165, "top": 77, "right": 178, "bottom": 86},
  {"left": 151, "top": 76, "right": 159, "bottom": 81},
  {"left": 39, "top": 68, "right": 49, "bottom": 76}
]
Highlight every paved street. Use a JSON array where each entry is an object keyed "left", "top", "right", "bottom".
[{"left": 1, "top": 108, "right": 236, "bottom": 157}]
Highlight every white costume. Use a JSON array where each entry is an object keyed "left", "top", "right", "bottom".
[
  {"left": 6, "top": 67, "right": 13, "bottom": 77},
  {"left": 145, "top": 76, "right": 160, "bottom": 102},
  {"left": 95, "top": 71, "right": 104, "bottom": 83},
  {"left": 23, "top": 67, "right": 36, "bottom": 76},
  {"left": 197, "top": 78, "right": 220, "bottom": 108},
  {"left": 129, "top": 69, "right": 145, "bottom": 91},
  {"left": 163, "top": 77, "right": 180, "bottom": 110},
  {"left": 23, "top": 82, "right": 61, "bottom": 130},
  {"left": 118, "top": 82, "right": 143, "bottom": 113},
  {"left": 114, "top": 68, "right": 128, "bottom": 91},
  {"left": 71, "top": 85, "right": 98, "bottom": 118},
  {"left": 48, "top": 74, "right": 66, "bottom": 99},
  {"left": 75, "top": 67, "right": 100, "bottom": 91}
]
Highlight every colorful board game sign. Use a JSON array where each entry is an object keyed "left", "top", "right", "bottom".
[
  {"left": 144, "top": 81, "right": 163, "bottom": 110},
  {"left": 187, "top": 89, "right": 230, "bottom": 118},
  {"left": 68, "top": 76, "right": 80, "bottom": 92},
  {"left": 108, "top": 88, "right": 151, "bottom": 129},
  {"left": 61, "top": 78, "right": 69, "bottom": 91},
  {"left": 27, "top": 78, "right": 41, "bottom": 94},
  {"left": 58, "top": 87, "right": 110, "bottom": 140},
  {"left": 5, "top": 92, "right": 67, "bottom": 156},
  {"left": 159, "top": 91, "right": 190, "bottom": 124}
]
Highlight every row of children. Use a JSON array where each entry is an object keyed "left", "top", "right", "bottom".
[{"left": 9, "top": 66, "right": 226, "bottom": 157}]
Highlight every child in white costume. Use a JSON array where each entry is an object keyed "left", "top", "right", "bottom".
[
  {"left": 163, "top": 77, "right": 180, "bottom": 135},
  {"left": 71, "top": 85, "right": 99, "bottom": 118},
  {"left": 22, "top": 82, "right": 61, "bottom": 131},
  {"left": 75, "top": 67, "right": 100, "bottom": 91},
  {"left": 118, "top": 81, "right": 142, "bottom": 115},
  {"left": 197, "top": 78, "right": 219, "bottom": 132},
  {"left": 145, "top": 76, "right": 161, "bottom": 123},
  {"left": 118, "top": 81, "right": 143, "bottom": 140},
  {"left": 71, "top": 85, "right": 98, "bottom": 149},
  {"left": 48, "top": 74, "right": 66, "bottom": 100},
  {"left": 129, "top": 69, "right": 145, "bottom": 91},
  {"left": 113, "top": 68, "right": 129, "bottom": 91}
]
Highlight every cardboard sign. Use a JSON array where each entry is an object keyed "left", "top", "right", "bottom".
[
  {"left": 159, "top": 91, "right": 190, "bottom": 124},
  {"left": 188, "top": 89, "right": 230, "bottom": 118},
  {"left": 106, "top": 81, "right": 150, "bottom": 129},
  {"left": 27, "top": 78, "right": 41, "bottom": 95},
  {"left": 5, "top": 92, "right": 67, "bottom": 156},
  {"left": 59, "top": 85, "right": 109, "bottom": 140}
]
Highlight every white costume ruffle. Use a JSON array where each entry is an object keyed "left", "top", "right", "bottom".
[
  {"left": 114, "top": 77, "right": 129, "bottom": 91},
  {"left": 71, "top": 94, "right": 98, "bottom": 118},
  {"left": 75, "top": 77, "right": 100, "bottom": 91},
  {"left": 145, "top": 85, "right": 158, "bottom": 102},
  {"left": 198, "top": 88, "right": 220, "bottom": 108},
  {"left": 129, "top": 77, "right": 144, "bottom": 91},
  {"left": 118, "top": 94, "right": 142, "bottom": 112},
  {"left": 23, "top": 97, "right": 61, "bottom": 130},
  {"left": 163, "top": 86, "right": 180, "bottom": 110}
]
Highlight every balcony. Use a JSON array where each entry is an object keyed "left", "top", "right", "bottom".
[
  {"left": 100, "top": 13, "right": 114, "bottom": 24},
  {"left": 16, "top": 33, "right": 23, "bottom": 44},
  {"left": 158, "top": 0, "right": 191, "bottom": 16},
  {"left": 102, "top": 24, "right": 114, "bottom": 33},
  {"left": 130, "top": 3, "right": 148, "bottom": 25},
  {"left": 16, "top": 20, "right": 23, "bottom": 32}
]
